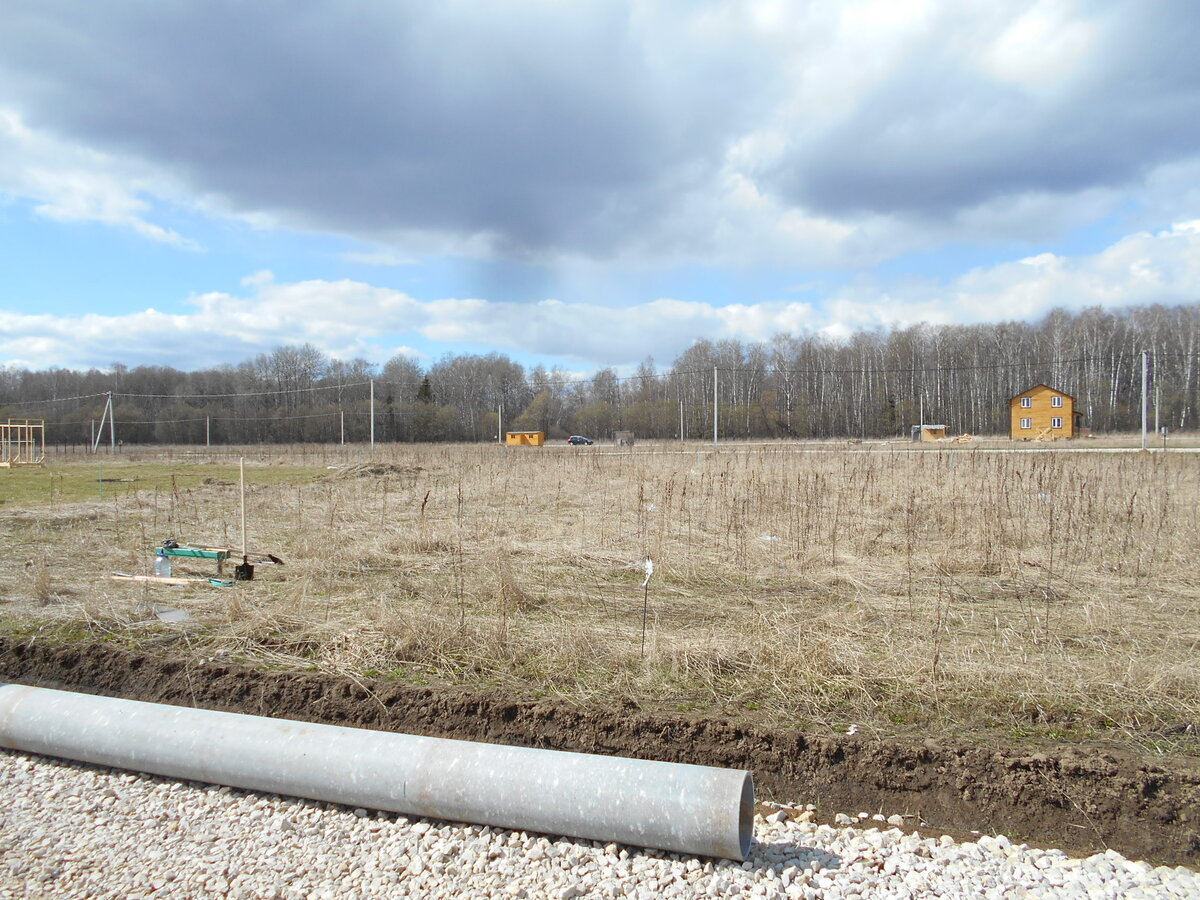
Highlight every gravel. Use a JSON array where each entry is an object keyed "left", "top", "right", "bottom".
[{"left": 2, "top": 749, "right": 1196, "bottom": 899}]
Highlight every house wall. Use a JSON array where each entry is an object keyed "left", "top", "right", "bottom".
[
  {"left": 1010, "top": 386, "right": 1075, "bottom": 439},
  {"left": 919, "top": 426, "right": 947, "bottom": 442},
  {"left": 505, "top": 432, "right": 545, "bottom": 446}
]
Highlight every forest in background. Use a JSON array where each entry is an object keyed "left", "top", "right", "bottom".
[{"left": 2, "top": 303, "right": 1197, "bottom": 444}]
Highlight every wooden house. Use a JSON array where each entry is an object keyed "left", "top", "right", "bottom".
[{"left": 1009, "top": 385, "right": 1081, "bottom": 439}]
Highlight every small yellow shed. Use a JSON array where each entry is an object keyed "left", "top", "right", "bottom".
[
  {"left": 910, "top": 424, "right": 948, "bottom": 442},
  {"left": 920, "top": 424, "right": 947, "bottom": 442},
  {"left": 505, "top": 431, "right": 545, "bottom": 447}
]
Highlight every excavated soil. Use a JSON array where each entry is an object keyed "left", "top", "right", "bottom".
[
  {"left": 322, "top": 462, "right": 424, "bottom": 480},
  {"left": 2, "top": 638, "right": 1197, "bottom": 867}
]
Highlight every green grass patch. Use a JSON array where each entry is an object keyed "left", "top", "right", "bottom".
[{"left": 1, "top": 461, "right": 323, "bottom": 507}]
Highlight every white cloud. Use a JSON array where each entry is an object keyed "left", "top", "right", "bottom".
[
  {"left": 339, "top": 250, "right": 417, "bottom": 267},
  {"left": 240, "top": 269, "right": 274, "bottom": 287},
  {"left": 833, "top": 221, "right": 1200, "bottom": 328},
  {"left": 982, "top": 0, "right": 1102, "bottom": 96},
  {"left": 0, "top": 108, "right": 198, "bottom": 249},
  {"left": 4, "top": 225, "right": 1199, "bottom": 372}
]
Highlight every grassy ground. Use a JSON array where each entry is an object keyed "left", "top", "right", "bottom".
[
  {"left": 0, "top": 461, "right": 317, "bottom": 507},
  {"left": 2, "top": 439, "right": 1198, "bottom": 758}
]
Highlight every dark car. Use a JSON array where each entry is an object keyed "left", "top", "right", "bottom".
[{"left": 566, "top": 435, "right": 594, "bottom": 445}]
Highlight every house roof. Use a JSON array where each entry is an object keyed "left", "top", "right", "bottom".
[{"left": 1009, "top": 384, "right": 1077, "bottom": 404}]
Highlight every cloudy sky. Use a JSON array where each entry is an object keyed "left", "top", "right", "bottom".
[{"left": 2, "top": 0, "right": 1200, "bottom": 373}]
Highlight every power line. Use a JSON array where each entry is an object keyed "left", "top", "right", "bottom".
[
  {"left": 115, "top": 381, "right": 373, "bottom": 400},
  {"left": 0, "top": 392, "right": 108, "bottom": 407},
  {"left": 5, "top": 351, "right": 1199, "bottom": 409},
  {"left": 110, "top": 411, "right": 355, "bottom": 426}
]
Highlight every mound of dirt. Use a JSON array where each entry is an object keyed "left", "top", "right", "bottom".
[
  {"left": 322, "top": 463, "right": 423, "bottom": 480},
  {"left": 2, "top": 637, "right": 1197, "bottom": 867}
]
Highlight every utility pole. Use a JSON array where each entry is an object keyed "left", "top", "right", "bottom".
[
  {"left": 680, "top": 398, "right": 684, "bottom": 442},
  {"left": 91, "top": 393, "right": 114, "bottom": 454},
  {"left": 1141, "top": 350, "right": 1148, "bottom": 450},
  {"left": 713, "top": 367, "right": 718, "bottom": 449},
  {"left": 340, "top": 410, "right": 345, "bottom": 445},
  {"left": 370, "top": 380, "right": 376, "bottom": 448},
  {"left": 206, "top": 416, "right": 211, "bottom": 448}
]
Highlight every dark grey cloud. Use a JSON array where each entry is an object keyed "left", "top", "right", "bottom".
[
  {"left": 0, "top": 1, "right": 765, "bottom": 256},
  {"left": 768, "top": 1, "right": 1200, "bottom": 219},
  {"left": 4, "top": 1, "right": 1200, "bottom": 262}
]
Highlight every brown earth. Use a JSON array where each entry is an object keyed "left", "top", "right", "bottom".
[
  {"left": 2, "top": 637, "right": 1197, "bottom": 868},
  {"left": 322, "top": 462, "right": 424, "bottom": 480}
]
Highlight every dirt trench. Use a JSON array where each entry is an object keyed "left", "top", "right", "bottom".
[{"left": 1, "top": 638, "right": 1197, "bottom": 868}]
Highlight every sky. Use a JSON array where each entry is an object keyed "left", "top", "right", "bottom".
[{"left": 2, "top": 0, "right": 1200, "bottom": 375}]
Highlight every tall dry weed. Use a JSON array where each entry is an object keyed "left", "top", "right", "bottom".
[
  {"left": 31, "top": 560, "right": 52, "bottom": 604},
  {"left": 5, "top": 441, "right": 1199, "bottom": 752}
]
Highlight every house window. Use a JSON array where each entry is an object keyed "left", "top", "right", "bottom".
[
  {"left": 1020, "top": 418, "right": 1032, "bottom": 429},
  {"left": 1051, "top": 417, "right": 1063, "bottom": 429},
  {"left": 1051, "top": 396, "right": 1063, "bottom": 408},
  {"left": 1021, "top": 397, "right": 1032, "bottom": 408}
]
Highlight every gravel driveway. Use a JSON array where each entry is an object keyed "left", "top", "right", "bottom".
[{"left": 2, "top": 750, "right": 1195, "bottom": 899}]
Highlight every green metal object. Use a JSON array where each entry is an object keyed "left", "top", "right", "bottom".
[{"left": 161, "top": 547, "right": 230, "bottom": 560}]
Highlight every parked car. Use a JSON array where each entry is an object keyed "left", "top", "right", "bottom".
[{"left": 566, "top": 435, "right": 594, "bottom": 445}]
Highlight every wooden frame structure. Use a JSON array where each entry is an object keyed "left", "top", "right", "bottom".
[{"left": 0, "top": 419, "right": 45, "bottom": 468}]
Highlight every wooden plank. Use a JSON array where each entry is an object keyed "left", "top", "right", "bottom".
[{"left": 110, "top": 573, "right": 233, "bottom": 587}]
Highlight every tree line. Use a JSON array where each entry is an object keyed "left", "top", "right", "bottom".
[{"left": 2, "top": 303, "right": 1197, "bottom": 445}]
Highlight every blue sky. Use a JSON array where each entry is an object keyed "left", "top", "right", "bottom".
[{"left": 2, "top": 0, "right": 1200, "bottom": 374}]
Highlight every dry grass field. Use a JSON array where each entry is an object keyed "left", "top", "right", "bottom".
[{"left": 2, "top": 439, "right": 1198, "bottom": 758}]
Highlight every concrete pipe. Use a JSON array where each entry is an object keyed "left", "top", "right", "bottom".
[{"left": 0, "top": 683, "right": 754, "bottom": 859}]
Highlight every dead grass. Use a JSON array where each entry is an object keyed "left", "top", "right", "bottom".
[{"left": 2, "top": 440, "right": 1199, "bottom": 756}]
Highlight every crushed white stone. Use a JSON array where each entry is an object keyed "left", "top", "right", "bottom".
[{"left": 1, "top": 749, "right": 1196, "bottom": 899}]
